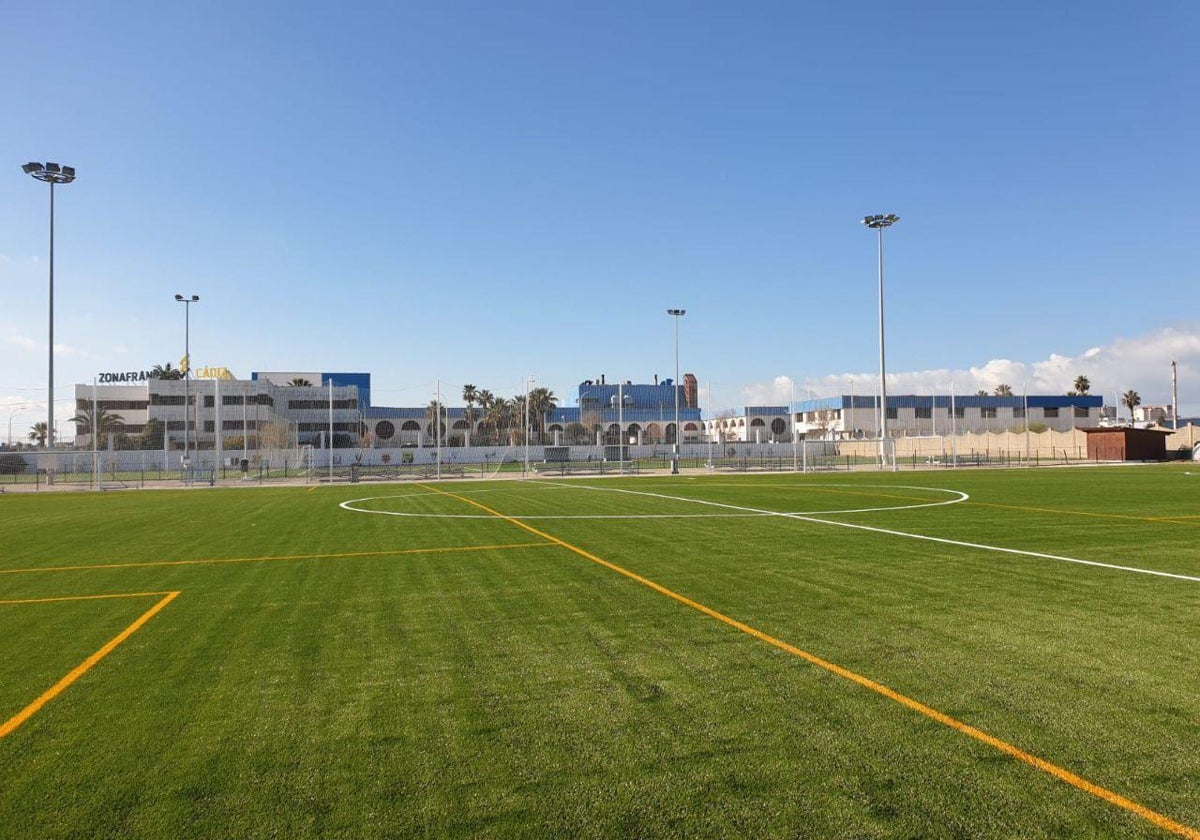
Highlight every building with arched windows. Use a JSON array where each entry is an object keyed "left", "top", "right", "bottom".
[{"left": 73, "top": 371, "right": 703, "bottom": 451}]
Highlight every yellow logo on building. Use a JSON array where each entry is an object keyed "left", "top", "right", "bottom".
[{"left": 197, "top": 366, "right": 236, "bottom": 381}]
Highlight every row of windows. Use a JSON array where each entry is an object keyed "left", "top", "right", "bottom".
[
  {"left": 76, "top": 399, "right": 149, "bottom": 411},
  {"left": 287, "top": 399, "right": 358, "bottom": 410},
  {"left": 203, "top": 421, "right": 261, "bottom": 431},
  {"left": 203, "top": 395, "right": 275, "bottom": 407},
  {"left": 297, "top": 422, "right": 360, "bottom": 433},
  {"left": 828, "top": 406, "right": 1092, "bottom": 421}
]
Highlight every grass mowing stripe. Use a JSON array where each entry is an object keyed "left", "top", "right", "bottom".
[
  {"left": 419, "top": 482, "right": 1200, "bottom": 840},
  {"left": 0, "top": 542, "right": 554, "bottom": 575},
  {"left": 0, "top": 591, "right": 180, "bottom": 739}
]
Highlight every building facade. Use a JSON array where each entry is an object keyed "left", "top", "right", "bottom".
[
  {"left": 702, "top": 394, "right": 1105, "bottom": 443},
  {"left": 74, "top": 372, "right": 704, "bottom": 453}
]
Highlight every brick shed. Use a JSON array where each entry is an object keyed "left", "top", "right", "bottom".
[{"left": 1083, "top": 427, "right": 1172, "bottom": 461}]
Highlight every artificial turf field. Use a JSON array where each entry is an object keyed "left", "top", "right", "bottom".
[{"left": 1, "top": 465, "right": 1198, "bottom": 839}]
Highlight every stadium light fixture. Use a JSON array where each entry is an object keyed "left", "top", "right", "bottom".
[
  {"left": 174, "top": 294, "right": 200, "bottom": 462},
  {"left": 861, "top": 213, "right": 899, "bottom": 469},
  {"left": 23, "top": 161, "right": 77, "bottom": 448},
  {"left": 667, "top": 309, "right": 686, "bottom": 474}
]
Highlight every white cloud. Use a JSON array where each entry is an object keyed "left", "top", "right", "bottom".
[
  {"left": 6, "top": 333, "right": 38, "bottom": 351},
  {"left": 740, "top": 324, "right": 1200, "bottom": 413},
  {"left": 740, "top": 375, "right": 796, "bottom": 407}
]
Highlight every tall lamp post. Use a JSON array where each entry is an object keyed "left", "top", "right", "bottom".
[
  {"left": 22, "top": 162, "right": 76, "bottom": 448},
  {"left": 7, "top": 408, "right": 24, "bottom": 448},
  {"left": 861, "top": 213, "right": 899, "bottom": 468},
  {"left": 667, "top": 308, "right": 686, "bottom": 474},
  {"left": 175, "top": 294, "right": 200, "bottom": 462}
]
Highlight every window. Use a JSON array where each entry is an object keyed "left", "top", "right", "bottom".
[
  {"left": 1013, "top": 406, "right": 1026, "bottom": 419},
  {"left": 151, "top": 394, "right": 186, "bottom": 406},
  {"left": 750, "top": 418, "right": 766, "bottom": 427},
  {"left": 1074, "top": 406, "right": 1089, "bottom": 418},
  {"left": 885, "top": 408, "right": 898, "bottom": 420},
  {"left": 1044, "top": 407, "right": 1060, "bottom": 418},
  {"left": 375, "top": 421, "right": 395, "bottom": 439},
  {"left": 981, "top": 407, "right": 997, "bottom": 419},
  {"left": 401, "top": 420, "right": 421, "bottom": 432},
  {"left": 953, "top": 406, "right": 965, "bottom": 419},
  {"left": 915, "top": 407, "right": 932, "bottom": 419},
  {"left": 771, "top": 418, "right": 786, "bottom": 435},
  {"left": 222, "top": 395, "right": 244, "bottom": 406}
]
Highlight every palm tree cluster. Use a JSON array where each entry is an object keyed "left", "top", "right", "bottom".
[{"left": 456, "top": 383, "right": 558, "bottom": 446}]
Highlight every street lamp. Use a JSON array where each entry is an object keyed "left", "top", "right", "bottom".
[
  {"left": 174, "top": 294, "right": 200, "bottom": 462},
  {"left": 7, "top": 408, "right": 24, "bottom": 448},
  {"left": 667, "top": 308, "right": 686, "bottom": 474},
  {"left": 23, "top": 162, "right": 76, "bottom": 448},
  {"left": 861, "top": 213, "right": 899, "bottom": 468}
]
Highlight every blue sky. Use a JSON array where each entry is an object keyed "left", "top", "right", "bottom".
[{"left": 3, "top": 1, "right": 1198, "bottom": 435}]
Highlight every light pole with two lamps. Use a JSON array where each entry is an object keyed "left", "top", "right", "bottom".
[
  {"left": 175, "top": 294, "right": 200, "bottom": 463},
  {"left": 861, "top": 214, "right": 899, "bottom": 469},
  {"left": 22, "top": 162, "right": 76, "bottom": 448},
  {"left": 667, "top": 308, "right": 686, "bottom": 474}
]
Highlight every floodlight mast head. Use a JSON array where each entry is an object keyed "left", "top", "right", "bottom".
[
  {"left": 861, "top": 213, "right": 899, "bottom": 230},
  {"left": 23, "top": 162, "right": 77, "bottom": 185}
]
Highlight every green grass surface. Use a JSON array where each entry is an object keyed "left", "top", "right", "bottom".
[{"left": 1, "top": 465, "right": 1198, "bottom": 838}]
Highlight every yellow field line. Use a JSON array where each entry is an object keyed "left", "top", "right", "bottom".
[
  {"left": 0, "top": 591, "right": 180, "bottom": 740},
  {"left": 0, "top": 592, "right": 176, "bottom": 606},
  {"left": 973, "top": 500, "right": 1200, "bottom": 526},
  {"left": 0, "top": 542, "right": 554, "bottom": 576},
  {"left": 418, "top": 482, "right": 1200, "bottom": 840}
]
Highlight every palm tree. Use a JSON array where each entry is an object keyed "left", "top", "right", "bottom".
[
  {"left": 994, "top": 384, "right": 1013, "bottom": 396},
  {"left": 28, "top": 421, "right": 48, "bottom": 447},
  {"left": 287, "top": 378, "right": 313, "bottom": 387},
  {"left": 1121, "top": 389, "right": 1141, "bottom": 423},
  {"left": 71, "top": 405, "right": 126, "bottom": 448},
  {"left": 528, "top": 387, "right": 557, "bottom": 438},
  {"left": 151, "top": 362, "right": 184, "bottom": 381},
  {"left": 485, "top": 397, "right": 511, "bottom": 445},
  {"left": 975, "top": 390, "right": 988, "bottom": 397},
  {"left": 462, "top": 384, "right": 478, "bottom": 441},
  {"left": 1073, "top": 375, "right": 1091, "bottom": 395}
]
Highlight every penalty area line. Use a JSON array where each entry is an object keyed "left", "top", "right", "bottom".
[{"left": 417, "top": 482, "right": 1200, "bottom": 840}]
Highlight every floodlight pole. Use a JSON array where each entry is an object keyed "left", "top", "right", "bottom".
[
  {"left": 23, "top": 162, "right": 76, "bottom": 448},
  {"left": 862, "top": 213, "right": 899, "bottom": 470},
  {"left": 667, "top": 308, "right": 686, "bottom": 474},
  {"left": 174, "top": 294, "right": 199, "bottom": 462}
]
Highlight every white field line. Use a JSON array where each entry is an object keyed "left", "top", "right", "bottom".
[
  {"left": 543, "top": 481, "right": 1200, "bottom": 585},
  {"left": 339, "top": 484, "right": 967, "bottom": 520}
]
